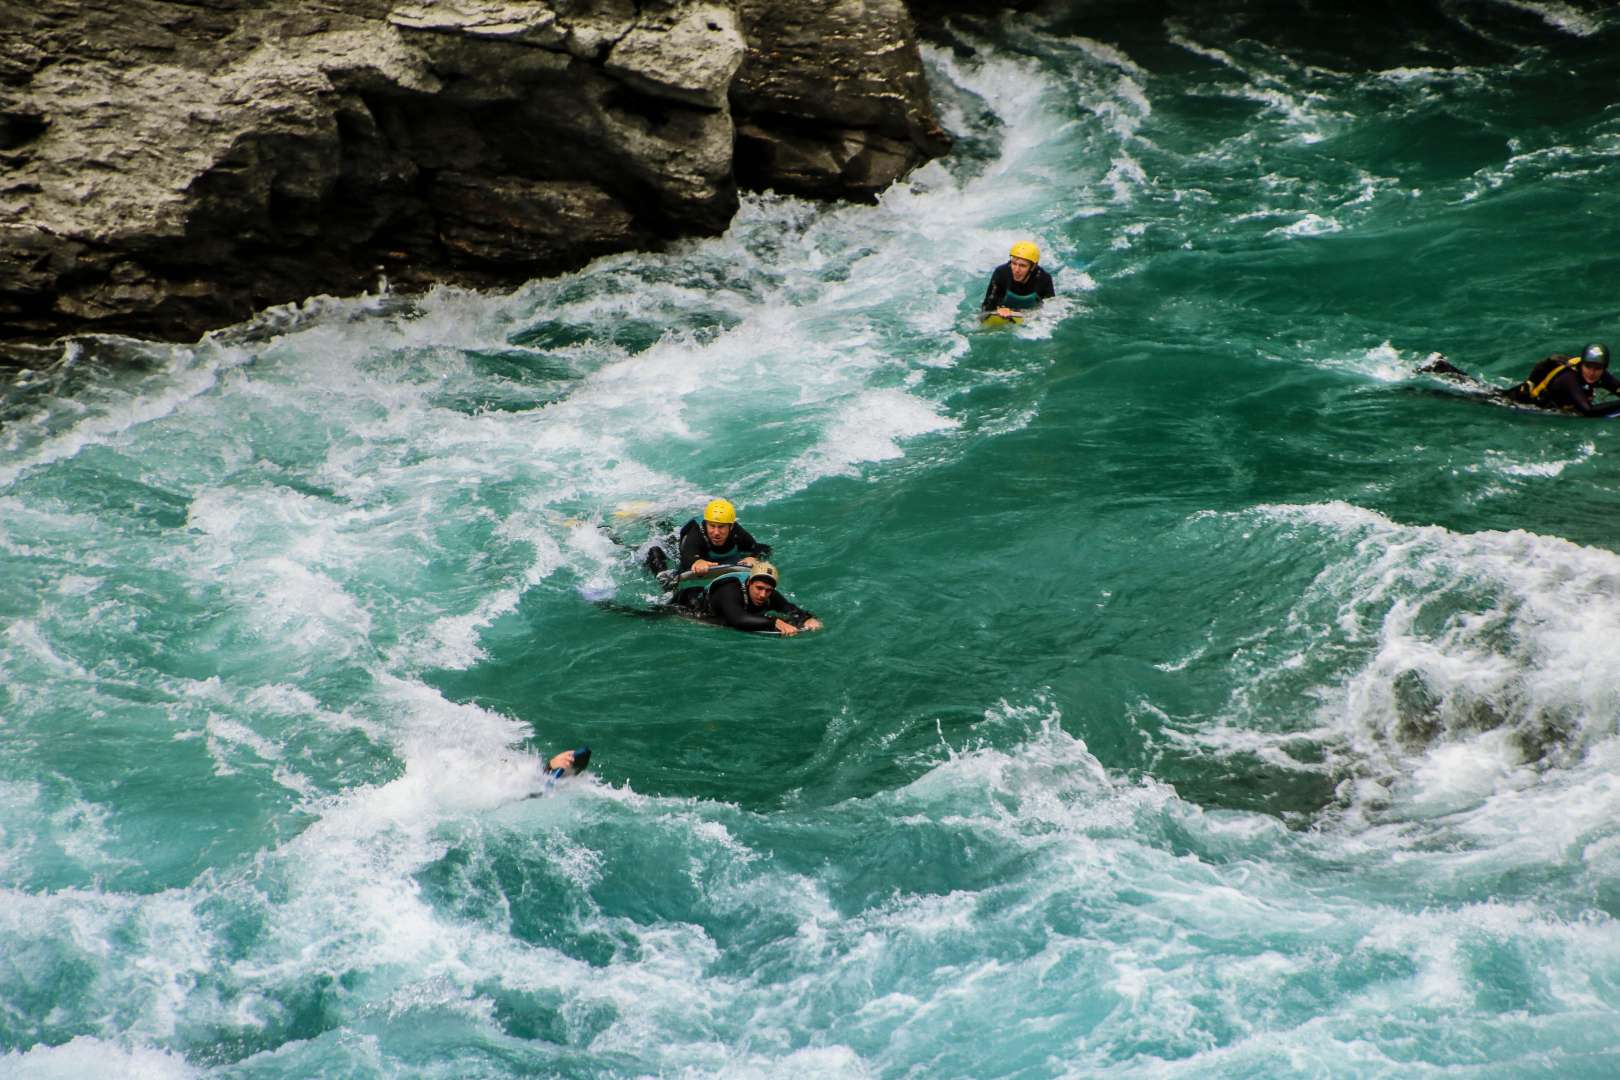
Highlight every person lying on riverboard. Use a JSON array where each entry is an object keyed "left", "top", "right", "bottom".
[
  {"left": 644, "top": 497, "right": 771, "bottom": 587},
  {"left": 679, "top": 561, "right": 823, "bottom": 636},
  {"left": 982, "top": 240, "right": 1055, "bottom": 321},
  {"left": 1420, "top": 342, "right": 1620, "bottom": 416}
]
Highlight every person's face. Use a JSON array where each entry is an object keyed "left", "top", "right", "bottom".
[
  {"left": 704, "top": 520, "right": 734, "bottom": 545},
  {"left": 1009, "top": 256, "right": 1033, "bottom": 281},
  {"left": 747, "top": 579, "right": 775, "bottom": 606},
  {"left": 1581, "top": 361, "right": 1605, "bottom": 383}
]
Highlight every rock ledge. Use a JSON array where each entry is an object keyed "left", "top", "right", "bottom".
[{"left": 0, "top": 0, "right": 950, "bottom": 347}]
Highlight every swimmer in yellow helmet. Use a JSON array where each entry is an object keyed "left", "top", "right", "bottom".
[
  {"left": 641, "top": 495, "right": 774, "bottom": 586},
  {"left": 982, "top": 240, "right": 1055, "bottom": 319},
  {"left": 678, "top": 497, "right": 771, "bottom": 574},
  {"left": 640, "top": 497, "right": 776, "bottom": 600}
]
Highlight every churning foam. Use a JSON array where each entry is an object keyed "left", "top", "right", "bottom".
[
  {"left": 1202, "top": 502, "right": 1620, "bottom": 825},
  {"left": 0, "top": 34, "right": 1145, "bottom": 1073},
  {"left": 1488, "top": 0, "right": 1603, "bottom": 36}
]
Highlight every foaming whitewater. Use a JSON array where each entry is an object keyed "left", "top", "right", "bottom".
[
  {"left": 7, "top": 5, "right": 1620, "bottom": 1077},
  {"left": 1180, "top": 504, "right": 1620, "bottom": 813}
]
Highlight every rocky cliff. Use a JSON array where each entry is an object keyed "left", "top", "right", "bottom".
[{"left": 0, "top": 0, "right": 951, "bottom": 348}]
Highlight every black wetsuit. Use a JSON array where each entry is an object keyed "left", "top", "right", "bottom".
[
  {"left": 690, "top": 575, "right": 816, "bottom": 633},
  {"left": 652, "top": 519, "right": 774, "bottom": 609},
  {"left": 981, "top": 262, "right": 1055, "bottom": 312},
  {"left": 676, "top": 519, "right": 770, "bottom": 573},
  {"left": 1506, "top": 355, "right": 1620, "bottom": 416},
  {"left": 644, "top": 518, "right": 771, "bottom": 584}
]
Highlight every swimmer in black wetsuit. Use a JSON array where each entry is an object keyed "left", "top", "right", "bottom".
[
  {"left": 1421, "top": 343, "right": 1620, "bottom": 416},
  {"left": 687, "top": 561, "right": 823, "bottom": 636},
  {"left": 643, "top": 497, "right": 772, "bottom": 599},
  {"left": 674, "top": 498, "right": 770, "bottom": 575},
  {"left": 1505, "top": 343, "right": 1620, "bottom": 416},
  {"left": 982, "top": 240, "right": 1055, "bottom": 318}
]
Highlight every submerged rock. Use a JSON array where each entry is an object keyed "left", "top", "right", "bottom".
[{"left": 0, "top": 0, "right": 951, "bottom": 350}]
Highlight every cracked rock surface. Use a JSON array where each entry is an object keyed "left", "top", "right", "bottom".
[{"left": 0, "top": 0, "right": 950, "bottom": 346}]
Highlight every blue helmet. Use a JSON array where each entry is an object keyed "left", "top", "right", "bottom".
[{"left": 1580, "top": 343, "right": 1610, "bottom": 369}]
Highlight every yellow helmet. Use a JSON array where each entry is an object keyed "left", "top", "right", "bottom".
[
  {"left": 747, "top": 561, "right": 779, "bottom": 586},
  {"left": 703, "top": 498, "right": 737, "bottom": 525},
  {"left": 1009, "top": 241, "right": 1040, "bottom": 264}
]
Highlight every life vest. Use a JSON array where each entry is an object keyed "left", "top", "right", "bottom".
[
  {"left": 702, "top": 568, "right": 751, "bottom": 594},
  {"left": 697, "top": 569, "right": 793, "bottom": 623},
  {"left": 679, "top": 517, "right": 744, "bottom": 561},
  {"left": 674, "top": 518, "right": 746, "bottom": 593},
  {"left": 686, "top": 568, "right": 752, "bottom": 610},
  {"left": 1514, "top": 355, "right": 1583, "bottom": 402},
  {"left": 1001, "top": 263, "right": 1050, "bottom": 310}
]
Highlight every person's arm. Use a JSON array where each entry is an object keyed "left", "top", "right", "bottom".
[
  {"left": 709, "top": 579, "right": 781, "bottom": 632},
  {"left": 1549, "top": 371, "right": 1619, "bottom": 416},
  {"left": 1036, "top": 267, "right": 1055, "bottom": 300},
  {"left": 677, "top": 527, "right": 706, "bottom": 572},
  {"left": 981, "top": 266, "right": 1008, "bottom": 312},
  {"left": 767, "top": 595, "right": 822, "bottom": 632}
]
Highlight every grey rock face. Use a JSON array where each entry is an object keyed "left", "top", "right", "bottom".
[
  {"left": 732, "top": 0, "right": 949, "bottom": 201},
  {"left": 0, "top": 0, "right": 950, "bottom": 347}
]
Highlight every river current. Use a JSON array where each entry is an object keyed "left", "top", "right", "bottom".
[{"left": 5, "top": 3, "right": 1620, "bottom": 1077}]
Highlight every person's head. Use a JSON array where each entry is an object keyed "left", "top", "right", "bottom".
[
  {"left": 1008, "top": 241, "right": 1040, "bottom": 280},
  {"left": 703, "top": 498, "right": 737, "bottom": 544},
  {"left": 1579, "top": 342, "right": 1610, "bottom": 381},
  {"left": 746, "top": 561, "right": 778, "bottom": 605}
]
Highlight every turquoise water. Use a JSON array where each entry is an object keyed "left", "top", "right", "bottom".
[{"left": 7, "top": 4, "right": 1620, "bottom": 1076}]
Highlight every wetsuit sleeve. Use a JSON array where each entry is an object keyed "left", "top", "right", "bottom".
[
  {"left": 709, "top": 579, "right": 780, "bottom": 632},
  {"left": 981, "top": 265, "right": 1009, "bottom": 311},
  {"left": 1548, "top": 370, "right": 1620, "bottom": 416},
  {"left": 677, "top": 527, "right": 706, "bottom": 572},
  {"left": 767, "top": 595, "right": 814, "bottom": 626},
  {"left": 1036, "top": 267, "right": 1055, "bottom": 299}
]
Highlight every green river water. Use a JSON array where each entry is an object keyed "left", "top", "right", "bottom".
[{"left": 5, "top": 2, "right": 1620, "bottom": 1076}]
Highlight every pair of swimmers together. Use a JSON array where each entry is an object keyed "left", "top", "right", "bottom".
[
  {"left": 643, "top": 498, "right": 825, "bottom": 636},
  {"left": 546, "top": 498, "right": 825, "bottom": 777}
]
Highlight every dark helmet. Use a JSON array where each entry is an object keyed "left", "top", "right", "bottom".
[{"left": 1580, "top": 343, "right": 1610, "bottom": 369}]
